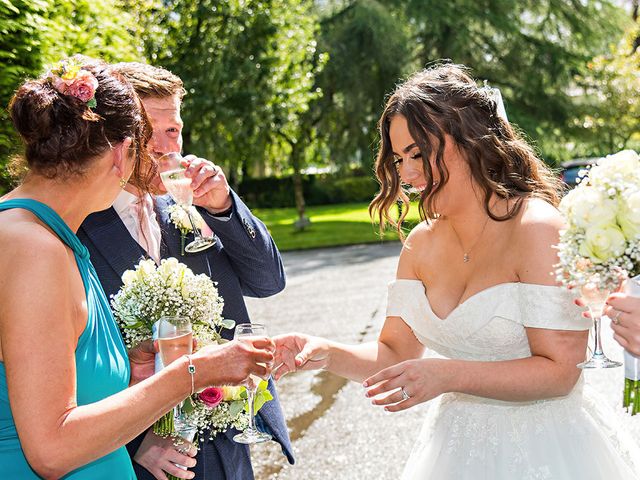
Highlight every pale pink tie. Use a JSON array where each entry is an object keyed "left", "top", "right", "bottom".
[{"left": 134, "top": 196, "right": 161, "bottom": 264}]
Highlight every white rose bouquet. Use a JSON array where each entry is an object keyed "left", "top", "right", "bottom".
[
  {"left": 111, "top": 258, "right": 273, "bottom": 444},
  {"left": 556, "top": 150, "right": 640, "bottom": 414}
]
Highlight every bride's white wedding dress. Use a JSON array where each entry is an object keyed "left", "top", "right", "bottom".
[{"left": 387, "top": 280, "right": 640, "bottom": 480}]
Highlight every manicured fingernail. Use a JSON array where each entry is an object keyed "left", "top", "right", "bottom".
[
  {"left": 362, "top": 381, "right": 368, "bottom": 387},
  {"left": 384, "top": 407, "right": 390, "bottom": 411}
]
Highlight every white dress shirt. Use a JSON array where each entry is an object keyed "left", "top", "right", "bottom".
[{"left": 112, "top": 190, "right": 162, "bottom": 264}]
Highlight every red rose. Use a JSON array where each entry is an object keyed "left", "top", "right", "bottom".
[{"left": 199, "top": 387, "right": 224, "bottom": 408}]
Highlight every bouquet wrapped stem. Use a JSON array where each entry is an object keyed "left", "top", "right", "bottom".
[{"left": 153, "top": 409, "right": 175, "bottom": 437}]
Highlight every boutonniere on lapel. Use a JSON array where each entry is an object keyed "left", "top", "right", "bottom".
[{"left": 166, "top": 204, "right": 207, "bottom": 255}]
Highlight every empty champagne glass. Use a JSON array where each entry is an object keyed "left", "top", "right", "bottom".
[
  {"left": 158, "top": 152, "right": 215, "bottom": 253},
  {"left": 233, "top": 323, "right": 272, "bottom": 444},
  {"left": 578, "top": 273, "right": 623, "bottom": 369},
  {"left": 157, "top": 316, "right": 194, "bottom": 432}
]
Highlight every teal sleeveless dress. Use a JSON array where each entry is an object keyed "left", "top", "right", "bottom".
[{"left": 0, "top": 199, "right": 135, "bottom": 479}]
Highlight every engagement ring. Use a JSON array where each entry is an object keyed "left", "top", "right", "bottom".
[
  {"left": 613, "top": 310, "right": 622, "bottom": 325},
  {"left": 401, "top": 387, "right": 410, "bottom": 401}
]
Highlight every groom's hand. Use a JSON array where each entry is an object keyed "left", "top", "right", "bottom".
[
  {"left": 128, "top": 340, "right": 157, "bottom": 386},
  {"left": 272, "top": 333, "right": 330, "bottom": 380},
  {"left": 134, "top": 430, "right": 197, "bottom": 480},
  {"left": 181, "top": 154, "right": 232, "bottom": 213}
]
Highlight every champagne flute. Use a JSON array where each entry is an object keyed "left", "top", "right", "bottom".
[
  {"left": 157, "top": 316, "right": 194, "bottom": 431},
  {"left": 158, "top": 152, "right": 215, "bottom": 253},
  {"left": 578, "top": 274, "right": 623, "bottom": 369},
  {"left": 233, "top": 323, "right": 272, "bottom": 444}
]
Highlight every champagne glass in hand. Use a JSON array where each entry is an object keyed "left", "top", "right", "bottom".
[
  {"left": 233, "top": 323, "right": 272, "bottom": 444},
  {"left": 578, "top": 273, "right": 623, "bottom": 369},
  {"left": 158, "top": 152, "right": 215, "bottom": 253},
  {"left": 157, "top": 316, "right": 194, "bottom": 431}
]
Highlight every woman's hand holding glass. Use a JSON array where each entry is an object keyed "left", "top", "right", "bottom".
[{"left": 192, "top": 337, "right": 275, "bottom": 388}]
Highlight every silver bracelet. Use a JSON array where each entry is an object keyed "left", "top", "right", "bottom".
[{"left": 184, "top": 354, "right": 196, "bottom": 395}]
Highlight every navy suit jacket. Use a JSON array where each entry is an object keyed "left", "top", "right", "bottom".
[{"left": 78, "top": 190, "right": 294, "bottom": 480}]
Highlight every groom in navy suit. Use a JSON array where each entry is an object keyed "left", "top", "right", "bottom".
[{"left": 77, "top": 63, "right": 293, "bottom": 480}]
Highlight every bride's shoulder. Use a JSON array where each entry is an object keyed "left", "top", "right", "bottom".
[
  {"left": 512, "top": 197, "right": 564, "bottom": 282},
  {"left": 404, "top": 219, "right": 441, "bottom": 248},
  {"left": 396, "top": 220, "right": 439, "bottom": 277},
  {"left": 515, "top": 197, "right": 564, "bottom": 236}
]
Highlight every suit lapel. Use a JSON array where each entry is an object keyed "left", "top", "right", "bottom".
[{"left": 81, "top": 207, "right": 148, "bottom": 280}]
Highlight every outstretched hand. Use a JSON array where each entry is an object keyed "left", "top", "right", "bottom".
[
  {"left": 272, "top": 333, "right": 330, "bottom": 381},
  {"left": 363, "top": 358, "right": 449, "bottom": 412}
]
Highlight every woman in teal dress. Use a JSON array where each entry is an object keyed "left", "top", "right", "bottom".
[{"left": 0, "top": 57, "right": 276, "bottom": 479}]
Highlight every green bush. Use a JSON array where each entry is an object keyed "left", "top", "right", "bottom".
[{"left": 238, "top": 173, "right": 379, "bottom": 208}]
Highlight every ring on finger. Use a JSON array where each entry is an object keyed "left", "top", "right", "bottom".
[
  {"left": 613, "top": 310, "right": 622, "bottom": 325},
  {"left": 176, "top": 444, "right": 190, "bottom": 455},
  {"left": 172, "top": 435, "right": 185, "bottom": 449},
  {"left": 401, "top": 387, "right": 410, "bottom": 401}
]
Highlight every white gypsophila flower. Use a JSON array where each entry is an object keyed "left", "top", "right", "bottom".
[{"left": 111, "top": 257, "right": 225, "bottom": 348}]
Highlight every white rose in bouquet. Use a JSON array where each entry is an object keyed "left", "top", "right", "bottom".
[
  {"left": 578, "top": 224, "right": 626, "bottom": 263},
  {"left": 562, "top": 186, "right": 617, "bottom": 230},
  {"left": 617, "top": 190, "right": 640, "bottom": 241}
]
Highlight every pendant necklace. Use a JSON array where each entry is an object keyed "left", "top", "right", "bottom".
[{"left": 450, "top": 215, "right": 491, "bottom": 263}]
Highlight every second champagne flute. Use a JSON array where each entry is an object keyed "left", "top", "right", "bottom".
[
  {"left": 158, "top": 152, "right": 215, "bottom": 253},
  {"left": 578, "top": 274, "right": 623, "bottom": 369},
  {"left": 233, "top": 323, "right": 272, "bottom": 444},
  {"left": 157, "top": 316, "right": 194, "bottom": 431}
]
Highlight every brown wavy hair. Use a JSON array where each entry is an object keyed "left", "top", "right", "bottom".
[
  {"left": 9, "top": 55, "right": 155, "bottom": 190},
  {"left": 369, "top": 63, "right": 562, "bottom": 236}
]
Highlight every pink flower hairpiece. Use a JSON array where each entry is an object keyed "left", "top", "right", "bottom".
[{"left": 48, "top": 60, "right": 98, "bottom": 108}]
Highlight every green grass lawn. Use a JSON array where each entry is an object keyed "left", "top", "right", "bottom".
[{"left": 252, "top": 202, "right": 423, "bottom": 251}]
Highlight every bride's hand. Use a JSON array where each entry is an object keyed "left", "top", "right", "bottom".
[
  {"left": 363, "top": 358, "right": 450, "bottom": 412},
  {"left": 272, "top": 333, "right": 330, "bottom": 380}
]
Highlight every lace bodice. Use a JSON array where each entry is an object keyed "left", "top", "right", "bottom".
[{"left": 387, "top": 280, "right": 590, "bottom": 361}]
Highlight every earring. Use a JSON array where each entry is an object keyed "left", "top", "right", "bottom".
[{"left": 119, "top": 178, "right": 127, "bottom": 188}]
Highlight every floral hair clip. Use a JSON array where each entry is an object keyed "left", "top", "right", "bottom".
[{"left": 48, "top": 60, "right": 99, "bottom": 108}]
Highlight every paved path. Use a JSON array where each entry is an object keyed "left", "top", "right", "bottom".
[{"left": 245, "top": 243, "right": 640, "bottom": 479}]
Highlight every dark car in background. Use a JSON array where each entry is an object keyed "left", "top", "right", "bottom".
[{"left": 560, "top": 157, "right": 602, "bottom": 187}]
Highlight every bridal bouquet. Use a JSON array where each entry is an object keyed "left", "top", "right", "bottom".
[
  {"left": 556, "top": 149, "right": 640, "bottom": 414},
  {"left": 111, "top": 258, "right": 273, "bottom": 440}
]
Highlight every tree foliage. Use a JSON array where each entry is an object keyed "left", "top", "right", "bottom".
[
  {"left": 567, "top": 23, "right": 640, "bottom": 156},
  {"left": 0, "top": 0, "right": 144, "bottom": 192}
]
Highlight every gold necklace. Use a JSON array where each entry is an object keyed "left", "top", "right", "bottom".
[{"left": 450, "top": 215, "right": 491, "bottom": 263}]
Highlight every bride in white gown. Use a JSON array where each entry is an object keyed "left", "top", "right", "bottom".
[{"left": 273, "top": 63, "right": 640, "bottom": 479}]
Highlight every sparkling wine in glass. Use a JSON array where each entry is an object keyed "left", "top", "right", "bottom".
[
  {"left": 157, "top": 316, "right": 194, "bottom": 432},
  {"left": 233, "top": 323, "right": 272, "bottom": 445},
  {"left": 578, "top": 274, "right": 623, "bottom": 369},
  {"left": 158, "top": 152, "right": 215, "bottom": 253}
]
